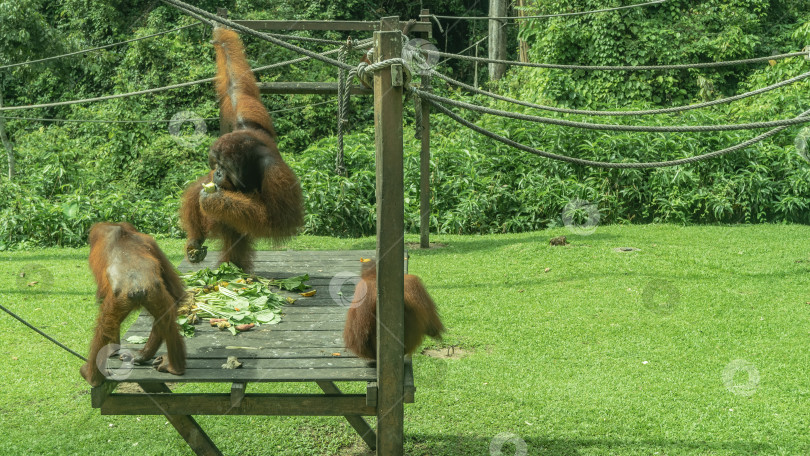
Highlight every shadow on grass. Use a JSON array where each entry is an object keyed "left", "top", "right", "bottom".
[
  {"left": 412, "top": 232, "right": 620, "bottom": 257},
  {"left": 401, "top": 433, "right": 775, "bottom": 455}
]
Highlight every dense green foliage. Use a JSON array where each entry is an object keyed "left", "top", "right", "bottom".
[{"left": 2, "top": 0, "right": 810, "bottom": 248}]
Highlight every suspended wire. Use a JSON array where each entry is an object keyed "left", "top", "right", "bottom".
[
  {"left": 413, "top": 88, "right": 810, "bottom": 132},
  {"left": 428, "top": 68, "right": 810, "bottom": 116},
  {"left": 0, "top": 303, "right": 87, "bottom": 362},
  {"left": 0, "top": 100, "right": 337, "bottom": 124},
  {"left": 425, "top": 95, "right": 808, "bottom": 169},
  {"left": 422, "top": 48, "right": 810, "bottom": 70},
  {"left": 0, "top": 23, "right": 201, "bottom": 71},
  {"left": 161, "top": 0, "right": 355, "bottom": 71},
  {"left": 431, "top": 0, "right": 666, "bottom": 21},
  {"left": 0, "top": 39, "right": 366, "bottom": 112}
]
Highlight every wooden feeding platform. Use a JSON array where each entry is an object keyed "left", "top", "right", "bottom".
[{"left": 89, "top": 250, "right": 413, "bottom": 455}]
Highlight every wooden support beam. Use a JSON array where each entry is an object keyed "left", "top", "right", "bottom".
[
  {"left": 91, "top": 382, "right": 118, "bottom": 408},
  {"left": 230, "top": 383, "right": 246, "bottom": 408},
  {"left": 373, "top": 16, "right": 406, "bottom": 456},
  {"left": 317, "top": 381, "right": 377, "bottom": 450},
  {"left": 138, "top": 383, "right": 223, "bottom": 456},
  {"left": 100, "top": 392, "right": 375, "bottom": 416},
  {"left": 233, "top": 20, "right": 430, "bottom": 34},
  {"left": 257, "top": 82, "right": 371, "bottom": 95}
]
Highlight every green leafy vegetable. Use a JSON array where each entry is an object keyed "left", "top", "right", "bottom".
[
  {"left": 178, "top": 263, "right": 299, "bottom": 336},
  {"left": 126, "top": 335, "right": 149, "bottom": 344},
  {"left": 269, "top": 274, "right": 311, "bottom": 291}
]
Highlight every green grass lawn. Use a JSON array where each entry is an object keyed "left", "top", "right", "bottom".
[{"left": 1, "top": 224, "right": 809, "bottom": 455}]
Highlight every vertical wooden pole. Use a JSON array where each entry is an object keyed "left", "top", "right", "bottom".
[
  {"left": 419, "top": 9, "right": 431, "bottom": 249},
  {"left": 488, "top": 0, "right": 507, "bottom": 80},
  {"left": 374, "top": 16, "right": 405, "bottom": 456}
]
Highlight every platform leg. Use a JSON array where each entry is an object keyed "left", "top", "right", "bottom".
[
  {"left": 138, "top": 382, "right": 223, "bottom": 456},
  {"left": 316, "top": 381, "right": 377, "bottom": 450}
]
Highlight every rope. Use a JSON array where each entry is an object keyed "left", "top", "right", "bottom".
[
  {"left": 429, "top": 68, "right": 810, "bottom": 116},
  {"left": 161, "top": 0, "right": 355, "bottom": 71},
  {"left": 422, "top": 48, "right": 810, "bottom": 71},
  {"left": 0, "top": 303, "right": 87, "bottom": 362},
  {"left": 0, "top": 23, "right": 201, "bottom": 71},
  {"left": 0, "top": 42, "right": 362, "bottom": 112},
  {"left": 413, "top": 88, "right": 810, "bottom": 132},
  {"left": 0, "top": 101, "right": 335, "bottom": 123},
  {"left": 431, "top": 0, "right": 666, "bottom": 21},
  {"left": 425, "top": 95, "right": 809, "bottom": 169}
]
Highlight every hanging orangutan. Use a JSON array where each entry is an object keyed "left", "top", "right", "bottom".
[
  {"left": 179, "top": 27, "right": 304, "bottom": 271},
  {"left": 80, "top": 222, "right": 186, "bottom": 387}
]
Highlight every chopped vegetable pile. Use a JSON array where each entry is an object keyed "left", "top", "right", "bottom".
[{"left": 175, "top": 263, "right": 310, "bottom": 336}]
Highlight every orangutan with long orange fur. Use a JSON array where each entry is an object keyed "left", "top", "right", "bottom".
[
  {"left": 343, "top": 260, "right": 445, "bottom": 362},
  {"left": 80, "top": 222, "right": 186, "bottom": 387},
  {"left": 180, "top": 27, "right": 304, "bottom": 271}
]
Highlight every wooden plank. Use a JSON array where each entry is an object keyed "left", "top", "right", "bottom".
[
  {"left": 404, "top": 359, "right": 415, "bottom": 404},
  {"left": 91, "top": 382, "right": 118, "bottom": 408},
  {"left": 104, "top": 367, "right": 376, "bottom": 383},
  {"left": 233, "top": 19, "right": 431, "bottom": 34},
  {"left": 258, "top": 82, "right": 371, "bottom": 95},
  {"left": 317, "top": 381, "right": 377, "bottom": 450},
  {"left": 138, "top": 382, "right": 222, "bottom": 456},
  {"left": 121, "top": 347, "right": 354, "bottom": 360},
  {"left": 101, "top": 393, "right": 375, "bottom": 416},
  {"left": 231, "top": 383, "right": 246, "bottom": 408},
  {"left": 366, "top": 382, "right": 378, "bottom": 407},
  {"left": 105, "top": 357, "right": 370, "bottom": 370},
  {"left": 373, "top": 18, "right": 406, "bottom": 456}
]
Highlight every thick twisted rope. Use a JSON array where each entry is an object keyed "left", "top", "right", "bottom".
[
  {"left": 423, "top": 93, "right": 809, "bottom": 169},
  {"left": 0, "top": 41, "right": 363, "bottom": 112},
  {"left": 161, "top": 0, "right": 354, "bottom": 71},
  {"left": 0, "top": 23, "right": 201, "bottom": 71},
  {"left": 422, "top": 48, "right": 809, "bottom": 71},
  {"left": 429, "top": 68, "right": 810, "bottom": 116},
  {"left": 413, "top": 89, "right": 810, "bottom": 132},
  {"left": 431, "top": 0, "right": 666, "bottom": 21}
]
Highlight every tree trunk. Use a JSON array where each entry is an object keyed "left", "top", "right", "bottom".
[
  {"left": 0, "top": 91, "right": 14, "bottom": 180},
  {"left": 488, "top": 0, "right": 507, "bottom": 80}
]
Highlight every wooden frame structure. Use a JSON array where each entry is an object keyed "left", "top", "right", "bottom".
[{"left": 89, "top": 14, "right": 434, "bottom": 456}]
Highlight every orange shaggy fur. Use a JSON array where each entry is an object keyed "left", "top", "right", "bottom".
[
  {"left": 343, "top": 260, "right": 445, "bottom": 361},
  {"left": 180, "top": 28, "right": 304, "bottom": 271},
  {"left": 80, "top": 222, "right": 186, "bottom": 387}
]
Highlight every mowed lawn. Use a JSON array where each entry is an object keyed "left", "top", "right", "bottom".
[{"left": 0, "top": 224, "right": 808, "bottom": 455}]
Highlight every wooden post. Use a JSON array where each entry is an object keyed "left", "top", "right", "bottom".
[
  {"left": 373, "top": 16, "right": 405, "bottom": 456},
  {"left": 419, "top": 11, "right": 431, "bottom": 249},
  {"left": 0, "top": 91, "right": 14, "bottom": 180},
  {"left": 488, "top": 0, "right": 507, "bottom": 80}
]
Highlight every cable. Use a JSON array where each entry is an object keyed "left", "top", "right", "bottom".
[
  {"left": 422, "top": 48, "right": 809, "bottom": 71},
  {"left": 0, "top": 23, "right": 201, "bottom": 71},
  {"left": 413, "top": 88, "right": 810, "bottom": 132},
  {"left": 0, "top": 39, "right": 366, "bottom": 112},
  {"left": 427, "top": 96, "right": 808, "bottom": 169},
  {"left": 0, "top": 303, "right": 87, "bottom": 362},
  {"left": 161, "top": 0, "right": 354, "bottom": 71},
  {"left": 432, "top": 0, "right": 665, "bottom": 21},
  {"left": 428, "top": 68, "right": 810, "bottom": 116},
  {"left": 0, "top": 115, "right": 217, "bottom": 124}
]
